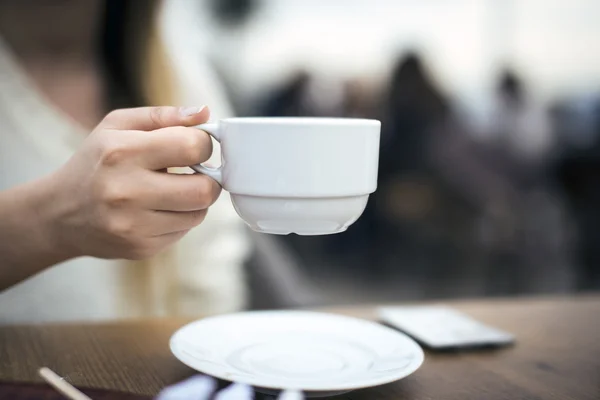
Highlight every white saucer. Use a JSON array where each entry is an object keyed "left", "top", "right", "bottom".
[{"left": 170, "top": 311, "right": 424, "bottom": 397}]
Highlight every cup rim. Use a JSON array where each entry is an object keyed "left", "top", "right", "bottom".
[{"left": 217, "top": 117, "right": 381, "bottom": 126}]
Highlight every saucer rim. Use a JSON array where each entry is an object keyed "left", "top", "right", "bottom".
[{"left": 169, "top": 310, "right": 425, "bottom": 392}]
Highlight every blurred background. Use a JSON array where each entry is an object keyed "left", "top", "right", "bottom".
[
  {"left": 172, "top": 0, "right": 600, "bottom": 307},
  {"left": 1, "top": 0, "right": 599, "bottom": 321}
]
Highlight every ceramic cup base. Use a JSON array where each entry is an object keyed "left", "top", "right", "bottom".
[{"left": 230, "top": 194, "right": 369, "bottom": 235}]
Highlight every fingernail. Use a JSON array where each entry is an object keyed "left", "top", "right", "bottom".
[{"left": 179, "top": 106, "right": 205, "bottom": 117}]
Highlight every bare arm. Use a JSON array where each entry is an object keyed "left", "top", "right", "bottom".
[{"left": 0, "top": 175, "right": 74, "bottom": 289}]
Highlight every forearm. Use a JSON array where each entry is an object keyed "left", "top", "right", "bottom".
[{"left": 0, "top": 175, "right": 72, "bottom": 290}]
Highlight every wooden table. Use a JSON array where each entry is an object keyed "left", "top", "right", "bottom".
[{"left": 0, "top": 295, "right": 599, "bottom": 399}]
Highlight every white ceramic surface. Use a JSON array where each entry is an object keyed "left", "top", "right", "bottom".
[
  {"left": 192, "top": 117, "right": 380, "bottom": 235},
  {"left": 169, "top": 311, "right": 424, "bottom": 397}
]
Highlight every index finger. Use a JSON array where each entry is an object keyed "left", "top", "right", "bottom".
[{"left": 100, "top": 106, "right": 210, "bottom": 131}]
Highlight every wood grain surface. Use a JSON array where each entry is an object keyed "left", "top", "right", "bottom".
[{"left": 0, "top": 295, "right": 598, "bottom": 399}]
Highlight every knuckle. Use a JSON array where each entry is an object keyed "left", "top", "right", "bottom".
[
  {"left": 100, "top": 182, "right": 131, "bottom": 208},
  {"left": 99, "top": 140, "right": 130, "bottom": 167},
  {"left": 105, "top": 215, "right": 135, "bottom": 238},
  {"left": 102, "top": 109, "right": 124, "bottom": 126},
  {"left": 179, "top": 132, "right": 204, "bottom": 164},
  {"left": 149, "top": 107, "right": 166, "bottom": 127}
]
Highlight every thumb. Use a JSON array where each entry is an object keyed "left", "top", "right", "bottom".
[{"left": 100, "top": 106, "right": 210, "bottom": 131}]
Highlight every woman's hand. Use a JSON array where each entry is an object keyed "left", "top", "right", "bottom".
[
  {"left": 0, "top": 106, "right": 219, "bottom": 289},
  {"left": 47, "top": 105, "right": 220, "bottom": 260}
]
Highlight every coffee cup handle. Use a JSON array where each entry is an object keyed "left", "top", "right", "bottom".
[{"left": 190, "top": 122, "right": 223, "bottom": 185}]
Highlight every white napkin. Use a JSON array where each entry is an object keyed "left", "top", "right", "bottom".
[{"left": 155, "top": 375, "right": 303, "bottom": 400}]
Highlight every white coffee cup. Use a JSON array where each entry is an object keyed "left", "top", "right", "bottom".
[{"left": 192, "top": 117, "right": 380, "bottom": 235}]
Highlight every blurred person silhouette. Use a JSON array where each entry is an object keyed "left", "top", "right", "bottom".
[
  {"left": 554, "top": 96, "right": 600, "bottom": 290},
  {"left": 341, "top": 56, "right": 573, "bottom": 297},
  {"left": 425, "top": 68, "right": 574, "bottom": 295},
  {"left": 358, "top": 53, "right": 454, "bottom": 273},
  {"left": 0, "top": 0, "right": 251, "bottom": 322},
  {"left": 382, "top": 53, "right": 449, "bottom": 168},
  {"left": 488, "top": 69, "right": 555, "bottom": 179},
  {"left": 468, "top": 68, "right": 575, "bottom": 294}
]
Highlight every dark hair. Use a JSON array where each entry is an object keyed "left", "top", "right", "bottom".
[{"left": 100, "top": 0, "right": 159, "bottom": 109}]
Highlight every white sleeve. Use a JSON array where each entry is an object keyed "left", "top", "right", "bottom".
[
  {"left": 159, "top": 0, "right": 252, "bottom": 315},
  {"left": 173, "top": 182, "right": 252, "bottom": 315}
]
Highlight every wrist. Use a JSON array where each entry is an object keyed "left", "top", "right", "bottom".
[
  {"left": 0, "top": 173, "right": 79, "bottom": 289},
  {"left": 29, "top": 172, "right": 81, "bottom": 263}
]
